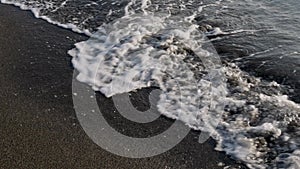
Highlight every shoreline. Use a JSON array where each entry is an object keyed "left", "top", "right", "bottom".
[{"left": 0, "top": 3, "right": 246, "bottom": 169}]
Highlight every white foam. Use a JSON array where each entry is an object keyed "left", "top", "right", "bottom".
[
  {"left": 0, "top": 0, "right": 92, "bottom": 36},
  {"left": 3, "top": 0, "right": 300, "bottom": 168},
  {"left": 213, "top": 63, "right": 300, "bottom": 169},
  {"left": 67, "top": 2, "right": 300, "bottom": 168},
  {"left": 69, "top": 12, "right": 228, "bottom": 134}
]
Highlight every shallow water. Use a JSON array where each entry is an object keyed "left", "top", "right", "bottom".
[{"left": 1, "top": 0, "right": 299, "bottom": 168}]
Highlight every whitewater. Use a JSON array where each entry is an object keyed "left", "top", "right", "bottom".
[{"left": 1, "top": 0, "right": 299, "bottom": 168}]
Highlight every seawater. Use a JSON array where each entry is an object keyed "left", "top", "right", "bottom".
[{"left": 1, "top": 0, "right": 299, "bottom": 168}]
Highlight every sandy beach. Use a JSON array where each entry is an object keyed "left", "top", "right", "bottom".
[{"left": 0, "top": 3, "right": 248, "bottom": 169}]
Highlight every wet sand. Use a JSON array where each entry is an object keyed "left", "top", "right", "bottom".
[{"left": 0, "top": 4, "right": 246, "bottom": 169}]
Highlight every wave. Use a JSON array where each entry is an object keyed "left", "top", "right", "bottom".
[
  {"left": 0, "top": 0, "right": 93, "bottom": 35},
  {"left": 1, "top": 0, "right": 300, "bottom": 168}
]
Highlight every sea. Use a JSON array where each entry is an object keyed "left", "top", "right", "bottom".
[{"left": 1, "top": 0, "right": 299, "bottom": 168}]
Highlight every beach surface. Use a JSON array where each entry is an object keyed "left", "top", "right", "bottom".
[{"left": 0, "top": 4, "right": 246, "bottom": 169}]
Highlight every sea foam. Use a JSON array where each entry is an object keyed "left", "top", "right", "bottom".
[
  {"left": 2, "top": 0, "right": 300, "bottom": 168},
  {"left": 68, "top": 12, "right": 228, "bottom": 133}
]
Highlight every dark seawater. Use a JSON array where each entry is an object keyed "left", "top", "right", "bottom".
[
  {"left": 1, "top": 0, "right": 299, "bottom": 168},
  {"left": 204, "top": 0, "right": 300, "bottom": 102}
]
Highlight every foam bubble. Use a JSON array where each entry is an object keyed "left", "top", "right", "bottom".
[
  {"left": 69, "top": 12, "right": 228, "bottom": 134},
  {"left": 3, "top": 0, "right": 300, "bottom": 168},
  {"left": 1, "top": 0, "right": 92, "bottom": 35}
]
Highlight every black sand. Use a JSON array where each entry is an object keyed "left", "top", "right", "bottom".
[{"left": 0, "top": 4, "right": 246, "bottom": 169}]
